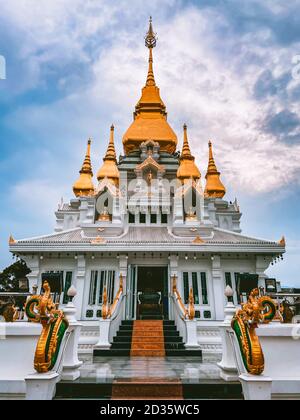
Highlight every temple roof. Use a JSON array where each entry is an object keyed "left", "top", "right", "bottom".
[{"left": 10, "top": 227, "right": 285, "bottom": 253}]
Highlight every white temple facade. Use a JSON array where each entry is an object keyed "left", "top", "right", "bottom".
[{"left": 9, "top": 20, "right": 285, "bottom": 354}]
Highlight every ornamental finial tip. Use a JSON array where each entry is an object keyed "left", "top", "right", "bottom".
[{"left": 145, "top": 17, "right": 157, "bottom": 49}]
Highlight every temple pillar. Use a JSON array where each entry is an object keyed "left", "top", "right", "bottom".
[
  {"left": 256, "top": 255, "right": 273, "bottom": 289},
  {"left": 74, "top": 255, "right": 86, "bottom": 319},
  {"left": 211, "top": 255, "right": 224, "bottom": 321},
  {"left": 22, "top": 255, "right": 40, "bottom": 292}
]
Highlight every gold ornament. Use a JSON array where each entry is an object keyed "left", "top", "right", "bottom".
[
  {"left": 25, "top": 281, "right": 69, "bottom": 373},
  {"left": 231, "top": 288, "right": 276, "bottom": 375}
]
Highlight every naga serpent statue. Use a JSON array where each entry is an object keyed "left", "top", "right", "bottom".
[
  {"left": 231, "top": 288, "right": 276, "bottom": 375},
  {"left": 25, "top": 281, "right": 69, "bottom": 373}
]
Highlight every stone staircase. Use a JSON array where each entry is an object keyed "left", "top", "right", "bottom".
[{"left": 93, "top": 320, "right": 202, "bottom": 358}]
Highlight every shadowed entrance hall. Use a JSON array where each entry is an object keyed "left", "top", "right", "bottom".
[{"left": 137, "top": 266, "right": 168, "bottom": 320}]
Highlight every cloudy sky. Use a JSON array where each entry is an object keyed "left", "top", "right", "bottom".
[{"left": 0, "top": 0, "right": 299, "bottom": 285}]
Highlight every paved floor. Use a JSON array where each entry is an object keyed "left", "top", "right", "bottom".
[{"left": 78, "top": 354, "right": 223, "bottom": 384}]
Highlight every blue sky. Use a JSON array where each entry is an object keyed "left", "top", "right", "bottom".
[{"left": 0, "top": 0, "right": 299, "bottom": 285}]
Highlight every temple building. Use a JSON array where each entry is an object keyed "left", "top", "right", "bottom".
[{"left": 9, "top": 19, "right": 285, "bottom": 355}]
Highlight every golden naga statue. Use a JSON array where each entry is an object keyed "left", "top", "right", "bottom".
[
  {"left": 25, "top": 281, "right": 69, "bottom": 373},
  {"left": 0, "top": 299, "right": 18, "bottom": 322},
  {"left": 231, "top": 288, "right": 276, "bottom": 375}
]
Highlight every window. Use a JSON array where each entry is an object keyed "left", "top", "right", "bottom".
[
  {"left": 129, "top": 213, "right": 135, "bottom": 224},
  {"left": 161, "top": 214, "right": 168, "bottom": 224},
  {"left": 200, "top": 273, "right": 208, "bottom": 305},
  {"left": 89, "top": 271, "right": 98, "bottom": 305},
  {"left": 88, "top": 270, "right": 116, "bottom": 308},
  {"left": 182, "top": 272, "right": 209, "bottom": 305},
  {"left": 139, "top": 213, "right": 146, "bottom": 224},
  {"left": 63, "top": 272, "right": 73, "bottom": 304},
  {"left": 183, "top": 272, "right": 189, "bottom": 304},
  {"left": 192, "top": 272, "right": 200, "bottom": 304},
  {"left": 225, "top": 272, "right": 232, "bottom": 288},
  {"left": 150, "top": 214, "right": 157, "bottom": 224}
]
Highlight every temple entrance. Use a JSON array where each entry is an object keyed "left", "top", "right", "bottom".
[{"left": 137, "top": 266, "right": 169, "bottom": 320}]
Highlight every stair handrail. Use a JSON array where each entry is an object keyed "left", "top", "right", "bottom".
[
  {"left": 102, "top": 275, "right": 124, "bottom": 320},
  {"left": 172, "top": 275, "right": 195, "bottom": 320}
]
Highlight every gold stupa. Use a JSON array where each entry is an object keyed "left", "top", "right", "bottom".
[
  {"left": 73, "top": 139, "right": 95, "bottom": 197},
  {"left": 122, "top": 18, "right": 177, "bottom": 155},
  {"left": 204, "top": 141, "right": 226, "bottom": 198},
  {"left": 177, "top": 124, "right": 201, "bottom": 183},
  {"left": 97, "top": 125, "right": 120, "bottom": 186}
]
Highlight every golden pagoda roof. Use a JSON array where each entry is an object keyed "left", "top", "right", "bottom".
[
  {"left": 177, "top": 124, "right": 201, "bottom": 183},
  {"left": 204, "top": 141, "right": 226, "bottom": 199},
  {"left": 97, "top": 125, "right": 120, "bottom": 185},
  {"left": 122, "top": 18, "right": 177, "bottom": 155},
  {"left": 73, "top": 139, "right": 95, "bottom": 197}
]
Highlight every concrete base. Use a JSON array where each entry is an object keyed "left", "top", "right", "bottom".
[
  {"left": 61, "top": 362, "right": 82, "bottom": 381},
  {"left": 25, "top": 372, "right": 59, "bottom": 400},
  {"left": 218, "top": 362, "right": 239, "bottom": 382},
  {"left": 239, "top": 374, "right": 272, "bottom": 401}
]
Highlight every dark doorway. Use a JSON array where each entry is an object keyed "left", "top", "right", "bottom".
[{"left": 137, "top": 266, "right": 169, "bottom": 320}]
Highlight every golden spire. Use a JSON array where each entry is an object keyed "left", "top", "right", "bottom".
[
  {"left": 177, "top": 124, "right": 201, "bottom": 183},
  {"left": 73, "top": 139, "right": 95, "bottom": 197},
  {"left": 122, "top": 17, "right": 177, "bottom": 155},
  {"left": 145, "top": 17, "right": 157, "bottom": 87},
  {"left": 97, "top": 125, "right": 120, "bottom": 186},
  {"left": 204, "top": 141, "right": 226, "bottom": 199}
]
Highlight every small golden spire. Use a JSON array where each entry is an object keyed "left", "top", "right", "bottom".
[
  {"left": 73, "top": 139, "right": 95, "bottom": 197},
  {"left": 204, "top": 141, "right": 226, "bottom": 199},
  {"left": 97, "top": 125, "right": 120, "bottom": 185},
  {"left": 9, "top": 235, "right": 17, "bottom": 245},
  {"left": 278, "top": 236, "right": 286, "bottom": 247},
  {"left": 177, "top": 124, "right": 201, "bottom": 183}
]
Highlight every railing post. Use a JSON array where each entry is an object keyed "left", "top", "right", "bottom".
[
  {"left": 218, "top": 286, "right": 239, "bottom": 381},
  {"left": 61, "top": 286, "right": 83, "bottom": 381}
]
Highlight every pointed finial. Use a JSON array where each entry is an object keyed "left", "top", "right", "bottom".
[
  {"left": 145, "top": 16, "right": 157, "bottom": 49},
  {"left": 9, "top": 235, "right": 16, "bottom": 245},
  {"left": 278, "top": 236, "right": 286, "bottom": 247},
  {"left": 73, "top": 138, "right": 95, "bottom": 197},
  {"left": 177, "top": 124, "right": 201, "bottom": 183},
  {"left": 145, "top": 18, "right": 157, "bottom": 86},
  {"left": 205, "top": 141, "right": 226, "bottom": 199},
  {"left": 181, "top": 124, "right": 192, "bottom": 158},
  {"left": 96, "top": 126, "right": 120, "bottom": 185}
]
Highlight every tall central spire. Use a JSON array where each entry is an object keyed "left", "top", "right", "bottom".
[
  {"left": 145, "top": 17, "right": 157, "bottom": 87},
  {"left": 122, "top": 17, "right": 178, "bottom": 155}
]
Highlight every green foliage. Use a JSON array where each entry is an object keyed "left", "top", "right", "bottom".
[{"left": 0, "top": 260, "right": 31, "bottom": 292}]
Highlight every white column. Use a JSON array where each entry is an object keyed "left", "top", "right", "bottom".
[
  {"left": 74, "top": 255, "right": 86, "bottom": 319},
  {"left": 256, "top": 255, "right": 272, "bottom": 289},
  {"left": 211, "top": 255, "right": 224, "bottom": 321},
  {"left": 23, "top": 255, "right": 40, "bottom": 291}
]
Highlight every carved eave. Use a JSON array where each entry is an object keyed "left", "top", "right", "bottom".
[{"left": 135, "top": 155, "right": 165, "bottom": 175}]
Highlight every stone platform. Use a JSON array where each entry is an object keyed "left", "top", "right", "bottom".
[{"left": 55, "top": 355, "right": 243, "bottom": 400}]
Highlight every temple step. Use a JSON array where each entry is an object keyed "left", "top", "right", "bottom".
[{"left": 93, "top": 320, "right": 202, "bottom": 359}]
